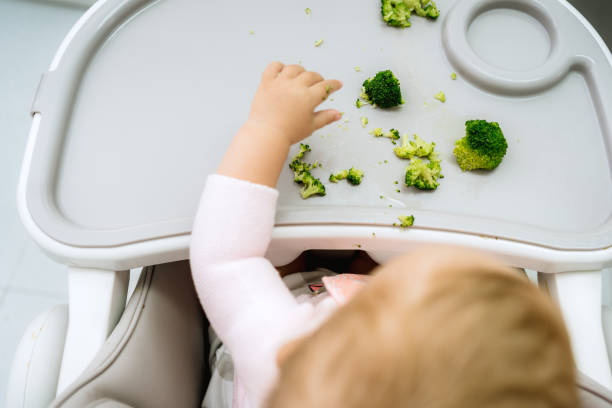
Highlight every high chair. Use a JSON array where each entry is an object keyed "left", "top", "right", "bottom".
[{"left": 6, "top": 0, "right": 612, "bottom": 406}]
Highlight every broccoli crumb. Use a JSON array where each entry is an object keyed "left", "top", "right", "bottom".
[
  {"left": 384, "top": 160, "right": 388, "bottom": 163},
  {"left": 361, "top": 116, "right": 368, "bottom": 128},
  {"left": 347, "top": 167, "right": 364, "bottom": 185},
  {"left": 329, "top": 168, "right": 363, "bottom": 185},
  {"left": 354, "top": 66, "right": 362, "bottom": 72},
  {"left": 396, "top": 215, "right": 415, "bottom": 229},
  {"left": 380, "top": 195, "right": 384, "bottom": 199},
  {"left": 305, "top": 7, "right": 311, "bottom": 15},
  {"left": 329, "top": 169, "right": 348, "bottom": 183},
  {"left": 355, "top": 244, "right": 362, "bottom": 248},
  {"left": 451, "top": 72, "right": 457, "bottom": 80},
  {"left": 344, "top": 118, "right": 349, "bottom": 123},
  {"left": 372, "top": 232, "right": 376, "bottom": 237},
  {"left": 396, "top": 189, "right": 400, "bottom": 193},
  {"left": 370, "top": 128, "right": 384, "bottom": 137},
  {"left": 356, "top": 99, "right": 364, "bottom": 108},
  {"left": 388, "top": 204, "right": 392, "bottom": 208},
  {"left": 314, "top": 39, "right": 323, "bottom": 47},
  {"left": 394, "top": 180, "right": 399, "bottom": 184},
  {"left": 325, "top": 85, "right": 332, "bottom": 94},
  {"left": 434, "top": 91, "right": 446, "bottom": 103},
  {"left": 248, "top": 30, "right": 255, "bottom": 35}
]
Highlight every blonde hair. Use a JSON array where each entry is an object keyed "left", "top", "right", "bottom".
[{"left": 267, "top": 248, "right": 576, "bottom": 408}]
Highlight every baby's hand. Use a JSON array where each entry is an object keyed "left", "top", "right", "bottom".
[{"left": 246, "top": 62, "right": 343, "bottom": 145}]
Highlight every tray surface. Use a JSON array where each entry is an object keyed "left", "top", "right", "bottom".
[{"left": 26, "top": 0, "right": 612, "bottom": 249}]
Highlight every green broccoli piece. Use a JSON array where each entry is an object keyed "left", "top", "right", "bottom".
[
  {"left": 369, "top": 128, "right": 400, "bottom": 142},
  {"left": 369, "top": 128, "right": 384, "bottom": 137},
  {"left": 451, "top": 72, "right": 457, "bottom": 80},
  {"left": 356, "top": 98, "right": 364, "bottom": 108},
  {"left": 381, "top": 0, "right": 439, "bottom": 28},
  {"left": 411, "top": 0, "right": 439, "bottom": 18},
  {"left": 385, "top": 128, "right": 400, "bottom": 141},
  {"left": 397, "top": 215, "right": 415, "bottom": 228},
  {"left": 291, "top": 143, "right": 310, "bottom": 162},
  {"left": 361, "top": 70, "right": 403, "bottom": 108},
  {"left": 393, "top": 134, "right": 435, "bottom": 159},
  {"left": 329, "top": 169, "right": 348, "bottom": 183},
  {"left": 347, "top": 167, "right": 364, "bottom": 185},
  {"left": 404, "top": 157, "right": 441, "bottom": 190},
  {"left": 300, "top": 175, "right": 326, "bottom": 198},
  {"left": 453, "top": 120, "right": 508, "bottom": 171},
  {"left": 434, "top": 91, "right": 446, "bottom": 103},
  {"left": 289, "top": 143, "right": 326, "bottom": 198}
]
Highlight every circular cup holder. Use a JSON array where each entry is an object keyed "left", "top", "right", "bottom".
[{"left": 442, "top": 0, "right": 570, "bottom": 95}]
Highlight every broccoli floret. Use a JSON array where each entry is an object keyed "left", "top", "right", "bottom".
[
  {"left": 329, "top": 169, "right": 349, "bottom": 183},
  {"left": 404, "top": 158, "right": 441, "bottom": 190},
  {"left": 381, "top": 0, "right": 439, "bottom": 28},
  {"left": 434, "top": 91, "right": 446, "bottom": 103},
  {"left": 394, "top": 134, "right": 435, "bottom": 159},
  {"left": 397, "top": 215, "right": 415, "bottom": 228},
  {"left": 289, "top": 143, "right": 325, "bottom": 199},
  {"left": 361, "top": 70, "right": 403, "bottom": 108},
  {"left": 453, "top": 120, "right": 508, "bottom": 171},
  {"left": 347, "top": 167, "right": 364, "bottom": 185},
  {"left": 300, "top": 175, "right": 326, "bottom": 198}
]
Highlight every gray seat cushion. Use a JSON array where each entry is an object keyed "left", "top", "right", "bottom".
[{"left": 51, "top": 261, "right": 207, "bottom": 408}]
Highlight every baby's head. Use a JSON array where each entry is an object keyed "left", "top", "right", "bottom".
[{"left": 268, "top": 246, "right": 576, "bottom": 407}]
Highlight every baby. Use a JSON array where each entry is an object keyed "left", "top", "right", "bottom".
[{"left": 189, "top": 62, "right": 576, "bottom": 407}]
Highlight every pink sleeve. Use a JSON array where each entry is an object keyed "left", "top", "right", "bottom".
[{"left": 189, "top": 174, "right": 312, "bottom": 406}]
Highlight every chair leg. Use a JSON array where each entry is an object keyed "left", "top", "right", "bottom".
[
  {"left": 56, "top": 267, "right": 129, "bottom": 395},
  {"left": 539, "top": 270, "right": 612, "bottom": 388}
]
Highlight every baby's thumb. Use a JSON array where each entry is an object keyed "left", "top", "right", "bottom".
[{"left": 312, "top": 109, "right": 342, "bottom": 131}]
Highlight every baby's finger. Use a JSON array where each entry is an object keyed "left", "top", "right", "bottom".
[
  {"left": 312, "top": 109, "right": 342, "bottom": 131},
  {"left": 279, "top": 64, "right": 305, "bottom": 79},
  {"left": 311, "top": 79, "right": 343, "bottom": 103},
  {"left": 297, "top": 71, "right": 324, "bottom": 86},
  {"left": 261, "top": 61, "right": 284, "bottom": 81}
]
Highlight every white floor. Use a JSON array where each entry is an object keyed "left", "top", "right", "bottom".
[{"left": 0, "top": 0, "right": 87, "bottom": 404}]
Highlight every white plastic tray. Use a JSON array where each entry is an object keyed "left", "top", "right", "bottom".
[{"left": 24, "top": 0, "right": 612, "bottom": 253}]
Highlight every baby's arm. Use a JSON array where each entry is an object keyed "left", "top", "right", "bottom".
[{"left": 190, "top": 62, "right": 342, "bottom": 404}]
